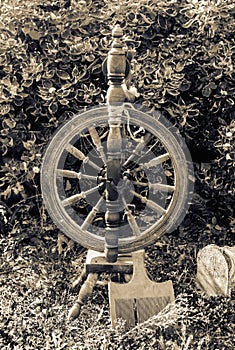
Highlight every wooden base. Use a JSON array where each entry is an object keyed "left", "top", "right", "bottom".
[
  {"left": 86, "top": 249, "right": 133, "bottom": 274},
  {"left": 109, "top": 250, "right": 175, "bottom": 329},
  {"left": 68, "top": 249, "right": 175, "bottom": 329}
]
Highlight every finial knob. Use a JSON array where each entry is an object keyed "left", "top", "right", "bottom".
[{"left": 112, "top": 24, "right": 123, "bottom": 38}]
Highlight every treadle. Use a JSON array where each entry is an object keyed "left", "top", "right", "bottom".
[
  {"left": 109, "top": 250, "right": 175, "bottom": 329},
  {"left": 85, "top": 249, "right": 133, "bottom": 274}
]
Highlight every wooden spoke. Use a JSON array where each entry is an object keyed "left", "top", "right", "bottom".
[
  {"left": 65, "top": 144, "right": 85, "bottom": 160},
  {"left": 57, "top": 169, "right": 80, "bottom": 179},
  {"left": 122, "top": 133, "right": 151, "bottom": 168},
  {"left": 79, "top": 174, "right": 98, "bottom": 181},
  {"left": 56, "top": 169, "right": 97, "bottom": 181},
  {"left": 137, "top": 153, "right": 170, "bottom": 170},
  {"left": 149, "top": 183, "right": 175, "bottom": 192},
  {"left": 131, "top": 190, "right": 167, "bottom": 215},
  {"left": 122, "top": 197, "right": 141, "bottom": 236},
  {"left": 89, "top": 127, "right": 107, "bottom": 164},
  {"left": 127, "top": 212, "right": 141, "bottom": 236},
  {"left": 62, "top": 184, "right": 103, "bottom": 207},
  {"left": 81, "top": 197, "right": 104, "bottom": 230},
  {"left": 133, "top": 181, "right": 175, "bottom": 192},
  {"left": 65, "top": 144, "right": 101, "bottom": 171}
]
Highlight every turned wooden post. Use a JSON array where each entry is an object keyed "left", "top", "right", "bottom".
[{"left": 104, "top": 25, "right": 128, "bottom": 262}]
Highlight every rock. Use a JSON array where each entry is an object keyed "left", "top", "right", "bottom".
[{"left": 196, "top": 244, "right": 235, "bottom": 296}]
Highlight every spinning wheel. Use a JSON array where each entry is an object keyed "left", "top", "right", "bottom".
[
  {"left": 41, "top": 25, "right": 193, "bottom": 261},
  {"left": 41, "top": 105, "right": 192, "bottom": 254},
  {"left": 41, "top": 24, "right": 194, "bottom": 324}
]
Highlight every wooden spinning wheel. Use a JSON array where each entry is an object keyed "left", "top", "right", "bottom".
[
  {"left": 41, "top": 24, "right": 194, "bottom": 324},
  {"left": 41, "top": 25, "right": 193, "bottom": 261},
  {"left": 41, "top": 105, "right": 192, "bottom": 251}
]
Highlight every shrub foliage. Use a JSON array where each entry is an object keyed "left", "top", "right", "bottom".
[{"left": 0, "top": 1, "right": 234, "bottom": 349}]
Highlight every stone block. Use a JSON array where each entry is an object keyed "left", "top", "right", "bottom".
[{"left": 196, "top": 244, "right": 235, "bottom": 296}]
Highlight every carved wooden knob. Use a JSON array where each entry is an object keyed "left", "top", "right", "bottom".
[{"left": 112, "top": 24, "right": 123, "bottom": 39}]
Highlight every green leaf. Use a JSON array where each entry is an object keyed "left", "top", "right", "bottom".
[
  {"left": 56, "top": 70, "right": 70, "bottom": 80},
  {"left": 49, "top": 102, "right": 58, "bottom": 114},
  {"left": 4, "top": 118, "right": 16, "bottom": 128},
  {"left": 0, "top": 104, "right": 11, "bottom": 115},
  {"left": 182, "top": 18, "right": 197, "bottom": 29},
  {"left": 202, "top": 84, "right": 212, "bottom": 97},
  {"left": 179, "top": 80, "right": 191, "bottom": 91}
]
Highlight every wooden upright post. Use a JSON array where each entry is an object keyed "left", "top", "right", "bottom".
[{"left": 104, "top": 25, "right": 128, "bottom": 262}]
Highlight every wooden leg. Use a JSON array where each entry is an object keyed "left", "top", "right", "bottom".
[
  {"left": 72, "top": 266, "right": 87, "bottom": 288},
  {"left": 68, "top": 273, "right": 99, "bottom": 320}
]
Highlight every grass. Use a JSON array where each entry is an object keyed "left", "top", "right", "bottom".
[{"left": 0, "top": 233, "right": 234, "bottom": 349}]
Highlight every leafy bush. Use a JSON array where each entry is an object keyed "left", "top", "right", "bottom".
[{"left": 0, "top": 0, "right": 234, "bottom": 349}]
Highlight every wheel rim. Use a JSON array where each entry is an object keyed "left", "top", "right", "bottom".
[{"left": 41, "top": 106, "right": 193, "bottom": 252}]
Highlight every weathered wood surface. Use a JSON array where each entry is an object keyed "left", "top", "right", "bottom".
[
  {"left": 109, "top": 250, "right": 175, "bottom": 329},
  {"left": 196, "top": 244, "right": 235, "bottom": 296},
  {"left": 85, "top": 249, "right": 133, "bottom": 274}
]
